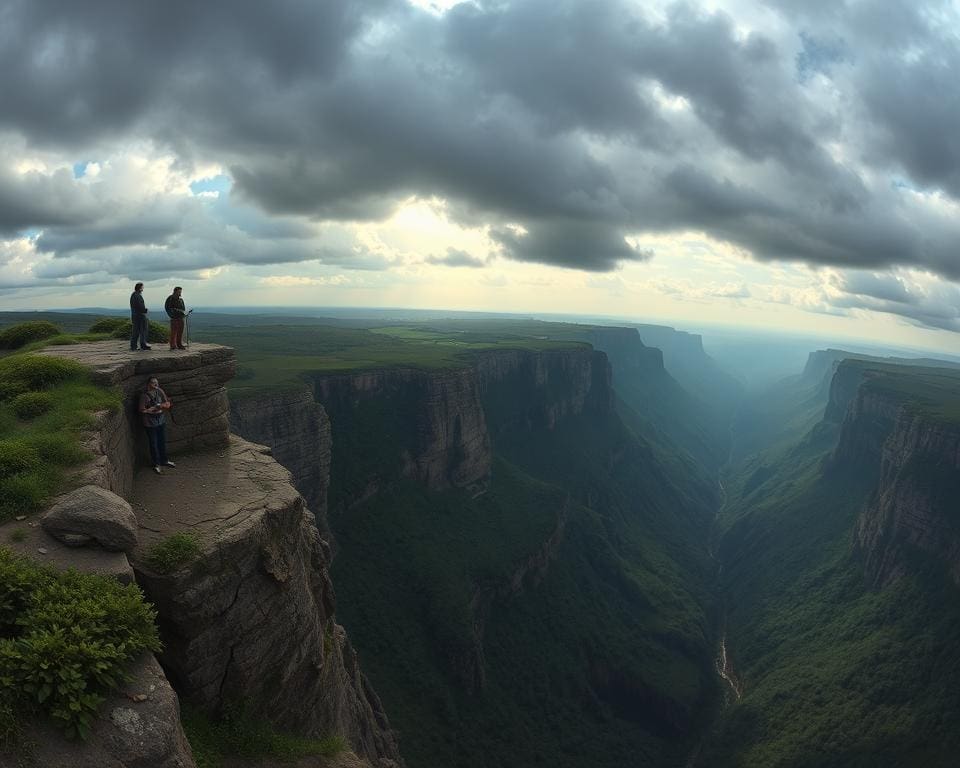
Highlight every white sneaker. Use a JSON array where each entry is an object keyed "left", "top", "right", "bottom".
[
  {"left": 154, "top": 465, "right": 162, "bottom": 474},
  {"left": 164, "top": 461, "right": 176, "bottom": 468}
]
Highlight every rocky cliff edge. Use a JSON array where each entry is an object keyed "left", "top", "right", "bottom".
[{"left": 2, "top": 342, "right": 401, "bottom": 768}]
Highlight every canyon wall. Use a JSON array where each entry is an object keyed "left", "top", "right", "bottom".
[{"left": 826, "top": 363, "right": 960, "bottom": 588}]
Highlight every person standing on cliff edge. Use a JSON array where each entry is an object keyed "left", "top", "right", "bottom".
[
  {"left": 139, "top": 377, "right": 176, "bottom": 474},
  {"left": 129, "top": 282, "right": 151, "bottom": 351},
  {"left": 164, "top": 286, "right": 187, "bottom": 350}
]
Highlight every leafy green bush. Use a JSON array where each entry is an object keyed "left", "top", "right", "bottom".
[
  {"left": 181, "top": 702, "right": 345, "bottom": 768},
  {"left": 108, "top": 320, "right": 170, "bottom": 344},
  {"left": 0, "top": 356, "right": 87, "bottom": 398},
  {"left": 87, "top": 317, "right": 129, "bottom": 334},
  {"left": 0, "top": 322, "right": 61, "bottom": 350},
  {"left": 0, "top": 548, "right": 161, "bottom": 740},
  {"left": 145, "top": 532, "right": 202, "bottom": 574},
  {"left": 11, "top": 392, "right": 54, "bottom": 420}
]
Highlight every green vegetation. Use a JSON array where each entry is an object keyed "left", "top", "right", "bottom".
[
  {"left": 145, "top": 532, "right": 202, "bottom": 574},
  {"left": 0, "top": 548, "right": 161, "bottom": 741},
  {"left": 329, "top": 386, "right": 719, "bottom": 766},
  {"left": 0, "top": 321, "right": 62, "bottom": 350},
  {"left": 11, "top": 392, "right": 55, "bottom": 419},
  {"left": 704, "top": 365, "right": 960, "bottom": 767},
  {"left": 0, "top": 351, "right": 119, "bottom": 522},
  {"left": 182, "top": 702, "right": 345, "bottom": 768},
  {"left": 192, "top": 322, "right": 585, "bottom": 395},
  {"left": 87, "top": 317, "right": 129, "bottom": 334},
  {"left": 857, "top": 364, "right": 960, "bottom": 424},
  {"left": 105, "top": 318, "right": 170, "bottom": 344}
]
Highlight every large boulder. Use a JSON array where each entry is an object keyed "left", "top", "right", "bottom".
[{"left": 42, "top": 485, "right": 138, "bottom": 552}]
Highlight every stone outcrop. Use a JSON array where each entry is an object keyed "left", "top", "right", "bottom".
[
  {"left": 42, "top": 485, "right": 139, "bottom": 551},
  {"left": 39, "top": 343, "right": 235, "bottom": 492},
  {"left": 16, "top": 342, "right": 400, "bottom": 768},
  {"left": 130, "top": 437, "right": 401, "bottom": 766}
]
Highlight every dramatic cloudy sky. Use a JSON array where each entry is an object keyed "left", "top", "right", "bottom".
[{"left": 2, "top": 0, "right": 960, "bottom": 350}]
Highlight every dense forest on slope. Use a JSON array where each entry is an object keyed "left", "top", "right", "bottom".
[
  {"left": 324, "top": 359, "right": 721, "bottom": 767},
  {"left": 705, "top": 361, "right": 960, "bottom": 767}
]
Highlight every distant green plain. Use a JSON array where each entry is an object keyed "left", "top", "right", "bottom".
[{"left": 194, "top": 322, "right": 587, "bottom": 395}]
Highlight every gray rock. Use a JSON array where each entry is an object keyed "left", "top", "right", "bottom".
[{"left": 42, "top": 485, "right": 139, "bottom": 552}]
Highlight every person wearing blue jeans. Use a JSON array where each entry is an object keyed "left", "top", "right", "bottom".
[
  {"left": 139, "top": 377, "right": 176, "bottom": 474},
  {"left": 129, "top": 282, "right": 152, "bottom": 351}
]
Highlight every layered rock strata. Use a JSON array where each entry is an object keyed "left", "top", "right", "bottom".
[{"left": 39, "top": 343, "right": 235, "bottom": 496}]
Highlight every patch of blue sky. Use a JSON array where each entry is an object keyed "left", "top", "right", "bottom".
[
  {"left": 73, "top": 161, "right": 90, "bottom": 179},
  {"left": 190, "top": 174, "right": 232, "bottom": 196}
]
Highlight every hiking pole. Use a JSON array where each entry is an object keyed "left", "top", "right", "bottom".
[{"left": 183, "top": 308, "right": 194, "bottom": 348}]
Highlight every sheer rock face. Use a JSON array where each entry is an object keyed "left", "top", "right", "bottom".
[
  {"left": 474, "top": 347, "right": 612, "bottom": 433},
  {"left": 853, "top": 407, "right": 960, "bottom": 587},
  {"left": 229, "top": 387, "right": 332, "bottom": 535},
  {"left": 828, "top": 369, "right": 960, "bottom": 588},
  {"left": 130, "top": 437, "right": 401, "bottom": 767},
  {"left": 313, "top": 366, "right": 492, "bottom": 492}
]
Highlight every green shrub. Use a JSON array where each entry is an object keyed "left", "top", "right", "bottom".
[
  {"left": 181, "top": 702, "right": 345, "bottom": 768},
  {"left": 146, "top": 532, "right": 202, "bottom": 574},
  {"left": 11, "top": 392, "right": 54, "bottom": 420},
  {"left": 0, "top": 356, "right": 87, "bottom": 397},
  {"left": 108, "top": 320, "right": 170, "bottom": 344},
  {"left": 0, "top": 441, "right": 41, "bottom": 480},
  {"left": 24, "top": 434, "right": 87, "bottom": 467},
  {"left": 0, "top": 322, "right": 61, "bottom": 350},
  {"left": 0, "top": 474, "right": 48, "bottom": 520},
  {"left": 87, "top": 318, "right": 129, "bottom": 334},
  {"left": 0, "top": 548, "right": 161, "bottom": 740}
]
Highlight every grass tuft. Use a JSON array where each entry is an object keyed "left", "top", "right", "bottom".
[{"left": 145, "top": 532, "right": 202, "bottom": 574}]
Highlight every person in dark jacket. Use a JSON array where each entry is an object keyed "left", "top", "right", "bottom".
[
  {"left": 129, "top": 282, "right": 151, "bottom": 351},
  {"left": 164, "top": 287, "right": 187, "bottom": 350},
  {"left": 139, "top": 377, "right": 176, "bottom": 474}
]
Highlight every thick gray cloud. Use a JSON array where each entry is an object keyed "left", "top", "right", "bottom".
[
  {"left": 1, "top": 0, "right": 960, "bottom": 286},
  {"left": 831, "top": 272, "right": 960, "bottom": 332}
]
